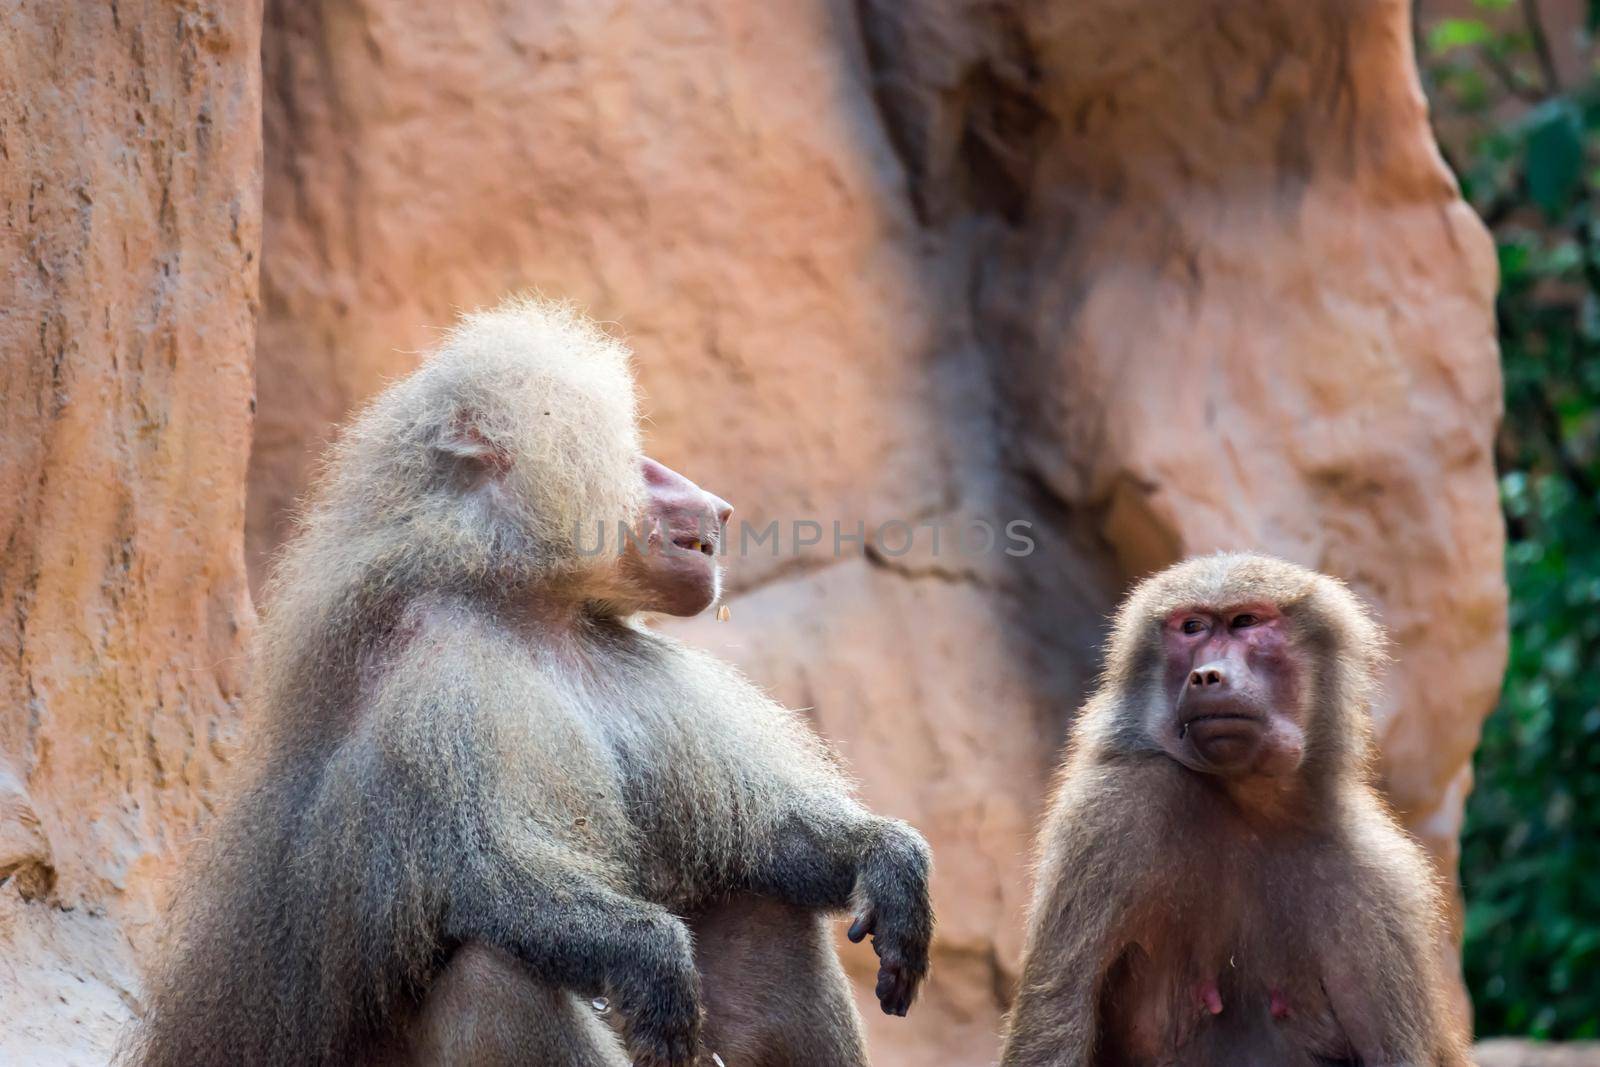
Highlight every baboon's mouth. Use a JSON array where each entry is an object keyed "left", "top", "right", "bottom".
[
  {"left": 672, "top": 535, "right": 716, "bottom": 556},
  {"left": 1177, "top": 712, "right": 1260, "bottom": 738}
]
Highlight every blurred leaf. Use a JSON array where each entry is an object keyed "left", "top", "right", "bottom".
[
  {"left": 1526, "top": 101, "right": 1586, "bottom": 217},
  {"left": 1429, "top": 17, "right": 1495, "bottom": 55}
]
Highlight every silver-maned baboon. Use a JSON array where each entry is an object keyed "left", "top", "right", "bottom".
[
  {"left": 1000, "top": 553, "right": 1470, "bottom": 1067},
  {"left": 127, "top": 299, "right": 933, "bottom": 1067}
]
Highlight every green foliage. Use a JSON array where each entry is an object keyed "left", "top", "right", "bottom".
[
  {"left": 1421, "top": 1, "right": 1600, "bottom": 1041},
  {"left": 1524, "top": 101, "right": 1585, "bottom": 217},
  {"left": 1431, "top": 17, "right": 1497, "bottom": 53}
]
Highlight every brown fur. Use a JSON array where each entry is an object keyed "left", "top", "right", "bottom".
[
  {"left": 124, "top": 298, "right": 932, "bottom": 1067},
  {"left": 999, "top": 553, "right": 1471, "bottom": 1067}
]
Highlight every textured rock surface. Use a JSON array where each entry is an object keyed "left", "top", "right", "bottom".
[
  {"left": 0, "top": 0, "right": 1505, "bottom": 1064},
  {"left": 0, "top": 1, "right": 260, "bottom": 1063},
  {"left": 252, "top": 0, "right": 1505, "bottom": 1062}
]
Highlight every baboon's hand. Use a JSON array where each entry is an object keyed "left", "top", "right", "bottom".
[
  {"left": 616, "top": 916, "right": 703, "bottom": 1067},
  {"left": 619, "top": 970, "right": 700, "bottom": 1066},
  {"left": 849, "top": 826, "right": 933, "bottom": 1017},
  {"left": 847, "top": 904, "right": 929, "bottom": 1016}
]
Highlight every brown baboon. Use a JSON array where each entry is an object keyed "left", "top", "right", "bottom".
[
  {"left": 999, "top": 553, "right": 1471, "bottom": 1067},
  {"left": 126, "top": 299, "right": 932, "bottom": 1067}
]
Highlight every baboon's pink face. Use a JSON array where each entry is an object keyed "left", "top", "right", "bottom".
[
  {"left": 618, "top": 457, "right": 733, "bottom": 617},
  {"left": 1155, "top": 602, "right": 1309, "bottom": 778}
]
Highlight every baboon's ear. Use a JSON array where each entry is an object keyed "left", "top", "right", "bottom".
[{"left": 435, "top": 409, "right": 512, "bottom": 480}]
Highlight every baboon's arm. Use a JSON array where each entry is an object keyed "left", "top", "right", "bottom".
[
  {"left": 999, "top": 771, "right": 1152, "bottom": 1067},
  {"left": 737, "top": 802, "right": 933, "bottom": 1015},
  {"left": 446, "top": 865, "right": 702, "bottom": 1066},
  {"left": 742, "top": 805, "right": 923, "bottom": 910},
  {"left": 1314, "top": 816, "right": 1475, "bottom": 1067}
]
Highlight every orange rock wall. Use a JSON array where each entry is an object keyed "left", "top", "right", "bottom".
[
  {"left": 0, "top": 0, "right": 1503, "bottom": 1064},
  {"left": 0, "top": 1, "right": 261, "bottom": 1062},
  {"left": 253, "top": 1, "right": 1504, "bottom": 1061}
]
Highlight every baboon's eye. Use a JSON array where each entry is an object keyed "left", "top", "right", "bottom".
[
  {"left": 1230, "top": 613, "right": 1259, "bottom": 630},
  {"left": 1181, "top": 618, "right": 1206, "bottom": 635}
]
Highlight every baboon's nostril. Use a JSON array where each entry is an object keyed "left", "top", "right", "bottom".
[{"left": 1189, "top": 666, "right": 1225, "bottom": 687}]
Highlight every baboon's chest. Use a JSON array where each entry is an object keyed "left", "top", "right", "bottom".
[
  {"left": 1095, "top": 895, "right": 1353, "bottom": 1066},
  {"left": 563, "top": 667, "right": 745, "bottom": 889}
]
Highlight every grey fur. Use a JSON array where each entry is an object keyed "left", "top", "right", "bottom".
[{"left": 125, "top": 299, "right": 932, "bottom": 1067}]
